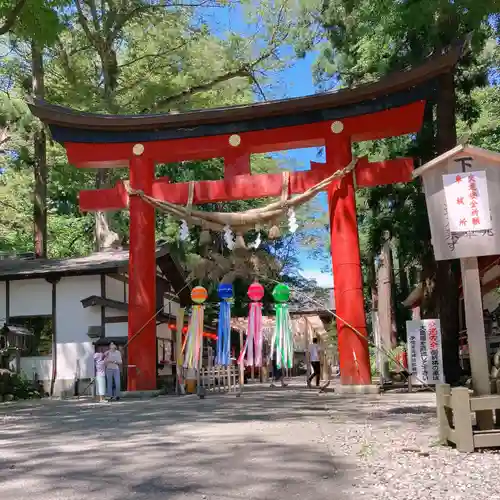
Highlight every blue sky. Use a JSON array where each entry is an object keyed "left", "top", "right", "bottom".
[{"left": 202, "top": 3, "right": 334, "bottom": 288}]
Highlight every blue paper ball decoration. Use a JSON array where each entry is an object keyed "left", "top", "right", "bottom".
[{"left": 218, "top": 283, "right": 234, "bottom": 301}]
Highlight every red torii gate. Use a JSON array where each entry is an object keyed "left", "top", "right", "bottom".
[{"left": 30, "top": 47, "right": 461, "bottom": 391}]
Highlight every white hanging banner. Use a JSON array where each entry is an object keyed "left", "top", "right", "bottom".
[
  {"left": 443, "top": 170, "right": 492, "bottom": 233},
  {"left": 406, "top": 319, "right": 444, "bottom": 385}
]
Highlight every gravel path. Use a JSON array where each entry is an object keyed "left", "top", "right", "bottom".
[
  {"left": 1, "top": 382, "right": 500, "bottom": 500},
  {"left": 319, "top": 390, "right": 500, "bottom": 500}
]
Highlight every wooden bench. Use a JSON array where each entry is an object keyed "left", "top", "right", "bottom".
[{"left": 436, "top": 383, "right": 500, "bottom": 452}]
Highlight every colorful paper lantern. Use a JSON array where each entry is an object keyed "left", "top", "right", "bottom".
[
  {"left": 248, "top": 282, "right": 264, "bottom": 302},
  {"left": 191, "top": 286, "right": 208, "bottom": 304},
  {"left": 272, "top": 283, "right": 290, "bottom": 303},
  {"left": 239, "top": 282, "right": 264, "bottom": 368},
  {"left": 218, "top": 283, "right": 233, "bottom": 301}
]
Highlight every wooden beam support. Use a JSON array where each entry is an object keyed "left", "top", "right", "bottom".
[
  {"left": 104, "top": 315, "right": 128, "bottom": 324},
  {"left": 460, "top": 256, "right": 493, "bottom": 430},
  {"left": 79, "top": 157, "right": 414, "bottom": 212}
]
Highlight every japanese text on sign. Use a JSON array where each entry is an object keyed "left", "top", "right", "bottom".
[
  {"left": 406, "top": 319, "right": 444, "bottom": 385},
  {"left": 443, "top": 170, "right": 491, "bottom": 233}
]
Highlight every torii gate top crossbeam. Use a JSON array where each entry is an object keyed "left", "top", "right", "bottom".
[{"left": 29, "top": 44, "right": 462, "bottom": 168}]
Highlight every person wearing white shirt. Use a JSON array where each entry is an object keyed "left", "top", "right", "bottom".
[
  {"left": 104, "top": 342, "right": 123, "bottom": 401},
  {"left": 307, "top": 338, "right": 321, "bottom": 388}
]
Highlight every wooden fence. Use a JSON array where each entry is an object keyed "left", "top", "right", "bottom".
[
  {"left": 199, "top": 365, "right": 240, "bottom": 394},
  {"left": 436, "top": 383, "right": 500, "bottom": 452}
]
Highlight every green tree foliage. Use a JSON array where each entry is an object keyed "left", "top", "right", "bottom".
[{"left": 0, "top": 0, "right": 320, "bottom": 309}]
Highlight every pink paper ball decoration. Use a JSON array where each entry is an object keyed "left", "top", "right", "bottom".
[{"left": 248, "top": 282, "right": 264, "bottom": 302}]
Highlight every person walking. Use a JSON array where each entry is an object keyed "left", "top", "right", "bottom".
[
  {"left": 104, "top": 342, "right": 123, "bottom": 401},
  {"left": 307, "top": 338, "right": 321, "bottom": 388},
  {"left": 270, "top": 350, "right": 287, "bottom": 388}
]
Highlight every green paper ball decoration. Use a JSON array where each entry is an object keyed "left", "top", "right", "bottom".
[{"left": 272, "top": 283, "right": 290, "bottom": 303}]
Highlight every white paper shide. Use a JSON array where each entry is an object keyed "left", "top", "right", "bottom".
[
  {"left": 443, "top": 170, "right": 491, "bottom": 233},
  {"left": 406, "top": 319, "right": 444, "bottom": 385}
]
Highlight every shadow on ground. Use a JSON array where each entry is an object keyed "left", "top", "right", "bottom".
[
  {"left": 0, "top": 389, "right": 361, "bottom": 500},
  {"left": 0, "top": 385, "right": 438, "bottom": 500}
]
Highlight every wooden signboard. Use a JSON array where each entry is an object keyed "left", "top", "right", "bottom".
[
  {"left": 414, "top": 145, "right": 500, "bottom": 429},
  {"left": 413, "top": 146, "right": 500, "bottom": 261}
]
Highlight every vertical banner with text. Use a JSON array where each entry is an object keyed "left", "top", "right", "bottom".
[{"left": 406, "top": 319, "right": 444, "bottom": 385}]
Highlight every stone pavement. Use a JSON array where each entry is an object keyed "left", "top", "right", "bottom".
[
  {"left": 3, "top": 382, "right": 500, "bottom": 500},
  {"left": 0, "top": 384, "right": 349, "bottom": 500}
]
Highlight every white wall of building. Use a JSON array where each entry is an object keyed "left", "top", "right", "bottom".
[
  {"left": 56, "top": 275, "right": 101, "bottom": 380},
  {"left": 105, "top": 275, "right": 127, "bottom": 302},
  {"left": 157, "top": 323, "right": 172, "bottom": 340},
  {"left": 2, "top": 273, "right": 183, "bottom": 392},
  {"left": 106, "top": 322, "right": 128, "bottom": 338},
  {"left": 2, "top": 275, "right": 101, "bottom": 386},
  {"left": 164, "top": 297, "right": 181, "bottom": 318},
  {"left": 104, "top": 275, "right": 128, "bottom": 338},
  {"left": 10, "top": 279, "right": 52, "bottom": 317},
  {"left": 19, "top": 356, "right": 52, "bottom": 380}
]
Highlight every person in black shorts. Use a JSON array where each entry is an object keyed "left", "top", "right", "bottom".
[
  {"left": 307, "top": 338, "right": 321, "bottom": 388},
  {"left": 270, "top": 351, "right": 287, "bottom": 388}
]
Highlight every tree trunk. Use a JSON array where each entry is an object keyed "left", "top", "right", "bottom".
[
  {"left": 378, "top": 237, "right": 396, "bottom": 381},
  {"left": 94, "top": 48, "right": 120, "bottom": 251},
  {"left": 435, "top": 71, "right": 461, "bottom": 384},
  {"left": 32, "top": 41, "right": 47, "bottom": 259}
]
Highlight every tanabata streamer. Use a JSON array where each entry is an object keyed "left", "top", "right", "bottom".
[
  {"left": 238, "top": 282, "right": 264, "bottom": 367},
  {"left": 216, "top": 283, "right": 233, "bottom": 366},
  {"left": 183, "top": 286, "right": 207, "bottom": 369},
  {"left": 270, "top": 283, "right": 293, "bottom": 370}
]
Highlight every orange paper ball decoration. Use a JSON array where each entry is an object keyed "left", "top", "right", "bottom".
[
  {"left": 191, "top": 286, "right": 208, "bottom": 304},
  {"left": 248, "top": 282, "right": 264, "bottom": 301}
]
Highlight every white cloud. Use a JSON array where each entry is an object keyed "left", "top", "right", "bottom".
[{"left": 301, "top": 269, "right": 334, "bottom": 288}]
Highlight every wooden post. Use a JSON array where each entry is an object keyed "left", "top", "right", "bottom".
[
  {"left": 239, "top": 329, "right": 244, "bottom": 387},
  {"left": 175, "top": 308, "right": 185, "bottom": 395},
  {"left": 496, "top": 380, "right": 500, "bottom": 425},
  {"left": 460, "top": 257, "right": 493, "bottom": 430},
  {"left": 451, "top": 387, "right": 474, "bottom": 453},
  {"left": 305, "top": 317, "right": 311, "bottom": 383},
  {"left": 196, "top": 330, "right": 203, "bottom": 394},
  {"left": 436, "top": 384, "right": 452, "bottom": 443}
]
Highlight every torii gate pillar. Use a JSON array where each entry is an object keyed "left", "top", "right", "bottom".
[
  {"left": 128, "top": 144, "right": 157, "bottom": 391},
  {"left": 327, "top": 134, "right": 371, "bottom": 385}
]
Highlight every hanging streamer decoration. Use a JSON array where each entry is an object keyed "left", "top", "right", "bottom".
[
  {"left": 216, "top": 283, "right": 233, "bottom": 366},
  {"left": 288, "top": 208, "right": 298, "bottom": 233},
  {"left": 248, "top": 232, "right": 262, "bottom": 250},
  {"left": 223, "top": 225, "right": 235, "bottom": 250},
  {"left": 270, "top": 283, "right": 293, "bottom": 370},
  {"left": 238, "top": 282, "right": 264, "bottom": 367},
  {"left": 179, "top": 220, "right": 190, "bottom": 241},
  {"left": 183, "top": 286, "right": 207, "bottom": 369}
]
